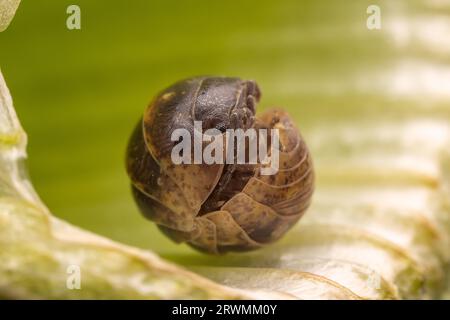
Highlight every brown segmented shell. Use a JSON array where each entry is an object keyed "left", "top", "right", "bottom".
[{"left": 126, "top": 76, "right": 314, "bottom": 254}]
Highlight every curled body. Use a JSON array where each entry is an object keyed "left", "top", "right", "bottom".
[{"left": 126, "top": 76, "right": 314, "bottom": 254}]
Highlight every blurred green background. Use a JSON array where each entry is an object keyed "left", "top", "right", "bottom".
[{"left": 0, "top": 0, "right": 449, "bottom": 255}]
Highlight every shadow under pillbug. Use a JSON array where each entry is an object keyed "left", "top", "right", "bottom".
[{"left": 126, "top": 76, "right": 314, "bottom": 254}]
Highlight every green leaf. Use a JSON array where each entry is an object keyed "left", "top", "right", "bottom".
[
  {"left": 1, "top": 67, "right": 449, "bottom": 298},
  {"left": 1, "top": 0, "right": 449, "bottom": 299}
]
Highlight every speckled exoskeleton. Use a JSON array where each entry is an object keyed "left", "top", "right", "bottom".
[{"left": 126, "top": 76, "right": 314, "bottom": 254}]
